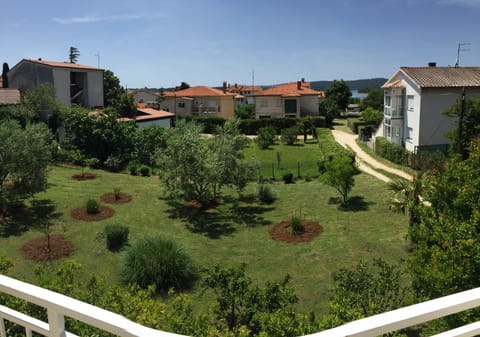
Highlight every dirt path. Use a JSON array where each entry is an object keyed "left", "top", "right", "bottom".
[{"left": 331, "top": 130, "right": 413, "bottom": 183}]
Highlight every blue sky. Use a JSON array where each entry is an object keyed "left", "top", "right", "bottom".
[{"left": 2, "top": 0, "right": 479, "bottom": 88}]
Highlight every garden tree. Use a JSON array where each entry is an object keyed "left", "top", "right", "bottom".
[
  {"left": 321, "top": 259, "right": 408, "bottom": 329},
  {"left": 133, "top": 125, "right": 168, "bottom": 166},
  {"left": 2, "top": 62, "right": 9, "bottom": 88},
  {"left": 69, "top": 46, "right": 80, "bottom": 63},
  {"left": 103, "top": 69, "right": 125, "bottom": 108},
  {"left": 319, "top": 154, "right": 359, "bottom": 204},
  {"left": 318, "top": 97, "right": 340, "bottom": 128},
  {"left": 298, "top": 117, "right": 314, "bottom": 143},
  {"left": 281, "top": 125, "right": 299, "bottom": 145},
  {"left": 116, "top": 92, "right": 137, "bottom": 118},
  {"left": 0, "top": 120, "right": 55, "bottom": 212},
  {"left": 388, "top": 175, "right": 423, "bottom": 230},
  {"left": 63, "top": 106, "right": 137, "bottom": 170},
  {"left": 179, "top": 81, "right": 190, "bottom": 90},
  {"left": 234, "top": 103, "right": 255, "bottom": 119},
  {"left": 325, "top": 80, "right": 352, "bottom": 112},
  {"left": 157, "top": 119, "right": 256, "bottom": 204},
  {"left": 21, "top": 83, "right": 68, "bottom": 132},
  {"left": 202, "top": 264, "right": 318, "bottom": 336},
  {"left": 360, "top": 107, "right": 382, "bottom": 125},
  {"left": 360, "top": 87, "right": 384, "bottom": 111},
  {"left": 255, "top": 126, "right": 276, "bottom": 149},
  {"left": 444, "top": 96, "right": 480, "bottom": 159}
]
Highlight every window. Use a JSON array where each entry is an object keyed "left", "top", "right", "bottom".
[
  {"left": 407, "top": 95, "right": 414, "bottom": 111},
  {"left": 178, "top": 101, "right": 185, "bottom": 108},
  {"left": 385, "top": 95, "right": 391, "bottom": 107},
  {"left": 406, "top": 127, "right": 413, "bottom": 142}
]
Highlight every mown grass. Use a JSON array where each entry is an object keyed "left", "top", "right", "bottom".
[{"left": 0, "top": 160, "right": 409, "bottom": 315}]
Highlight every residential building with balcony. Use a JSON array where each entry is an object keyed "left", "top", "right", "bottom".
[
  {"left": 160, "top": 86, "right": 234, "bottom": 119},
  {"left": 379, "top": 64, "right": 480, "bottom": 152},
  {"left": 254, "top": 79, "right": 324, "bottom": 119},
  {"left": 7, "top": 59, "right": 104, "bottom": 108}
]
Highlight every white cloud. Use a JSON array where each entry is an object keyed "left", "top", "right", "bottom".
[
  {"left": 52, "top": 14, "right": 144, "bottom": 24},
  {"left": 436, "top": 0, "right": 480, "bottom": 7}
]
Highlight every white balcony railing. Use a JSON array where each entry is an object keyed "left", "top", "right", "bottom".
[{"left": 2, "top": 274, "right": 480, "bottom": 337}]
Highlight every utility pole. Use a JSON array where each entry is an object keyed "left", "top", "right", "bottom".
[
  {"left": 457, "top": 86, "right": 466, "bottom": 158},
  {"left": 94, "top": 51, "right": 100, "bottom": 68}
]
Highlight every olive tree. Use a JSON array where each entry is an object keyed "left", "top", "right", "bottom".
[{"left": 0, "top": 120, "right": 55, "bottom": 212}]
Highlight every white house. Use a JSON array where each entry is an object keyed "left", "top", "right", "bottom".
[
  {"left": 8, "top": 59, "right": 104, "bottom": 107},
  {"left": 380, "top": 64, "right": 480, "bottom": 152}
]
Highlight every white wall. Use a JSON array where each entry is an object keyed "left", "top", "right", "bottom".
[
  {"left": 299, "top": 95, "right": 319, "bottom": 115},
  {"left": 87, "top": 71, "right": 104, "bottom": 107},
  {"left": 255, "top": 96, "right": 283, "bottom": 117},
  {"left": 52, "top": 69, "right": 71, "bottom": 105}
]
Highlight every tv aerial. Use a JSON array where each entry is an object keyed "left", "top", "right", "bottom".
[{"left": 455, "top": 42, "right": 471, "bottom": 67}]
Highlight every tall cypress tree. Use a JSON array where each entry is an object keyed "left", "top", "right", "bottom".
[{"left": 2, "top": 62, "right": 9, "bottom": 88}]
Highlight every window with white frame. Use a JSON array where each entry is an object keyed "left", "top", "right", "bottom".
[
  {"left": 406, "top": 127, "right": 413, "bottom": 142},
  {"left": 407, "top": 95, "right": 414, "bottom": 111}
]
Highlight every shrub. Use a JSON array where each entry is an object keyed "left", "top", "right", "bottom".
[
  {"left": 85, "top": 157, "right": 100, "bottom": 169},
  {"left": 281, "top": 126, "right": 299, "bottom": 145},
  {"left": 375, "top": 137, "right": 406, "bottom": 165},
  {"left": 114, "top": 188, "right": 121, "bottom": 200},
  {"left": 86, "top": 198, "right": 100, "bottom": 214},
  {"left": 103, "top": 155, "right": 123, "bottom": 172},
  {"left": 256, "top": 126, "right": 277, "bottom": 149},
  {"left": 121, "top": 236, "right": 198, "bottom": 293},
  {"left": 257, "top": 184, "right": 276, "bottom": 204},
  {"left": 283, "top": 172, "right": 294, "bottom": 184},
  {"left": 105, "top": 224, "right": 129, "bottom": 251},
  {"left": 288, "top": 210, "right": 304, "bottom": 235},
  {"left": 128, "top": 162, "right": 138, "bottom": 175},
  {"left": 139, "top": 165, "right": 151, "bottom": 177}
]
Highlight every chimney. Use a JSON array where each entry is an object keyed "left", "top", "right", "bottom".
[
  {"left": 222, "top": 81, "right": 227, "bottom": 93},
  {"left": 428, "top": 62, "right": 437, "bottom": 67},
  {"left": 297, "top": 81, "right": 301, "bottom": 90},
  {"left": 301, "top": 77, "right": 305, "bottom": 82}
]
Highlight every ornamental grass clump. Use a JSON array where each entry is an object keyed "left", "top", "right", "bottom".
[
  {"left": 121, "top": 236, "right": 198, "bottom": 293},
  {"left": 86, "top": 198, "right": 100, "bottom": 214},
  {"left": 288, "top": 209, "right": 305, "bottom": 235}
]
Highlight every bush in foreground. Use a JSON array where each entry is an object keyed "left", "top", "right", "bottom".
[
  {"left": 105, "top": 224, "right": 129, "bottom": 251},
  {"left": 122, "top": 236, "right": 198, "bottom": 293}
]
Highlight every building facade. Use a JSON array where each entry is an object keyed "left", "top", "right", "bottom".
[
  {"left": 8, "top": 59, "right": 104, "bottom": 107},
  {"left": 380, "top": 65, "right": 480, "bottom": 152}
]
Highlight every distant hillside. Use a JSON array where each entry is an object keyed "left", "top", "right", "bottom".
[{"left": 309, "top": 78, "right": 387, "bottom": 92}]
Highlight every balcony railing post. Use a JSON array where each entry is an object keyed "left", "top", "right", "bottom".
[
  {"left": 47, "top": 309, "right": 66, "bottom": 337},
  {"left": 0, "top": 318, "right": 5, "bottom": 337}
]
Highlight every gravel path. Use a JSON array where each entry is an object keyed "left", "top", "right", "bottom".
[{"left": 331, "top": 130, "right": 413, "bottom": 183}]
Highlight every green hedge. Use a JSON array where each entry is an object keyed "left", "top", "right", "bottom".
[
  {"left": 347, "top": 118, "right": 368, "bottom": 134},
  {"left": 177, "top": 116, "right": 325, "bottom": 135},
  {"left": 374, "top": 137, "right": 406, "bottom": 165}
]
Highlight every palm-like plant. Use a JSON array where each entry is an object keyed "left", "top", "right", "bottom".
[{"left": 388, "top": 174, "right": 423, "bottom": 228}]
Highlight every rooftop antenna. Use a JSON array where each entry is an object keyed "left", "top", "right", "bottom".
[
  {"left": 455, "top": 42, "right": 471, "bottom": 67},
  {"left": 94, "top": 51, "right": 100, "bottom": 68}
]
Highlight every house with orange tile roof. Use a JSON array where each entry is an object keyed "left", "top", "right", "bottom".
[
  {"left": 118, "top": 106, "right": 175, "bottom": 129},
  {"left": 379, "top": 63, "right": 480, "bottom": 152},
  {"left": 254, "top": 79, "right": 324, "bottom": 118},
  {"left": 225, "top": 82, "right": 263, "bottom": 104},
  {"left": 8, "top": 58, "right": 104, "bottom": 107},
  {"left": 160, "top": 86, "right": 235, "bottom": 119}
]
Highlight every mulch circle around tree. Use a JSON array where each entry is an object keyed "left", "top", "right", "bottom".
[
  {"left": 70, "top": 205, "right": 115, "bottom": 221},
  {"left": 269, "top": 220, "right": 323, "bottom": 243},
  {"left": 21, "top": 235, "right": 74, "bottom": 262},
  {"left": 100, "top": 192, "right": 133, "bottom": 204},
  {"left": 72, "top": 173, "right": 97, "bottom": 181}
]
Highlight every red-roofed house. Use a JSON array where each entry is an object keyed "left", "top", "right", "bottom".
[
  {"left": 254, "top": 79, "right": 324, "bottom": 118},
  {"left": 119, "top": 106, "right": 175, "bottom": 129},
  {"left": 225, "top": 82, "right": 263, "bottom": 104},
  {"left": 160, "top": 86, "right": 235, "bottom": 119},
  {"left": 8, "top": 59, "right": 104, "bottom": 107},
  {"left": 379, "top": 64, "right": 480, "bottom": 152}
]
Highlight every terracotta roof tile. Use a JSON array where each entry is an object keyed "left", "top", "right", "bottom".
[
  {"left": 400, "top": 67, "right": 480, "bottom": 88},
  {"left": 381, "top": 79, "right": 405, "bottom": 89},
  {"left": 136, "top": 107, "right": 175, "bottom": 120},
  {"left": 255, "top": 81, "right": 323, "bottom": 97},
  {"left": 165, "top": 86, "right": 228, "bottom": 97},
  {"left": 26, "top": 59, "right": 102, "bottom": 71}
]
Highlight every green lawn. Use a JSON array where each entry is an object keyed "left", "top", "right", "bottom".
[{"left": 0, "top": 162, "right": 409, "bottom": 315}]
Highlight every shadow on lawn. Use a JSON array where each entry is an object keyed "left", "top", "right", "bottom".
[
  {"left": 338, "top": 196, "right": 373, "bottom": 212},
  {"left": 166, "top": 195, "right": 274, "bottom": 239},
  {"left": 0, "top": 199, "right": 62, "bottom": 237}
]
